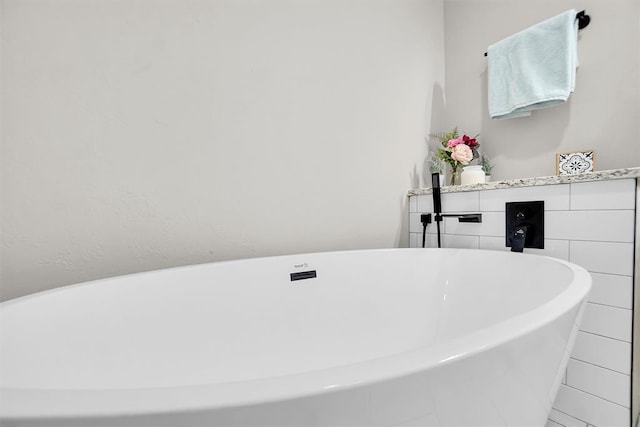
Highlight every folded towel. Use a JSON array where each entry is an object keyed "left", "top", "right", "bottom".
[{"left": 488, "top": 9, "right": 579, "bottom": 119}]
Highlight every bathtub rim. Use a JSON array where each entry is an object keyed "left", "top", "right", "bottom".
[{"left": 0, "top": 248, "right": 591, "bottom": 420}]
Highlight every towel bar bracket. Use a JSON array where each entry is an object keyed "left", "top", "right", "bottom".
[{"left": 576, "top": 10, "right": 590, "bottom": 30}]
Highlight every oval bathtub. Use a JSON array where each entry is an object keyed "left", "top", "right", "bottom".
[{"left": 0, "top": 248, "right": 591, "bottom": 427}]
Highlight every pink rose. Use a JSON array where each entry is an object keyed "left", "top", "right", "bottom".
[
  {"left": 446, "top": 138, "right": 464, "bottom": 149},
  {"left": 451, "top": 144, "right": 473, "bottom": 165}
]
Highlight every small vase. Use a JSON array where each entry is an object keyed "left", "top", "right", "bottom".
[
  {"left": 460, "top": 165, "right": 486, "bottom": 185},
  {"left": 449, "top": 166, "right": 459, "bottom": 186},
  {"left": 485, "top": 175, "right": 492, "bottom": 182}
]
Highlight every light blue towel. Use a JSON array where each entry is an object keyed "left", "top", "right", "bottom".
[{"left": 488, "top": 9, "right": 579, "bottom": 119}]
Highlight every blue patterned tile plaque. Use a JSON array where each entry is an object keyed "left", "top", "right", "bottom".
[{"left": 556, "top": 151, "right": 595, "bottom": 176}]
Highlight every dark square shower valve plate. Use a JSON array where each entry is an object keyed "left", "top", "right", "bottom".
[{"left": 505, "top": 201, "right": 545, "bottom": 250}]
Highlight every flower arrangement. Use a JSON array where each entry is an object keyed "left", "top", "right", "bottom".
[{"left": 433, "top": 127, "right": 479, "bottom": 185}]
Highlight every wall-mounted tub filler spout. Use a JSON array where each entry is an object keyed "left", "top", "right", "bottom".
[
  {"left": 430, "top": 173, "right": 483, "bottom": 248},
  {"left": 438, "top": 213, "right": 483, "bottom": 223}
]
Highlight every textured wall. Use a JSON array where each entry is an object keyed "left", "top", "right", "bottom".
[
  {"left": 0, "top": 0, "right": 446, "bottom": 300},
  {"left": 441, "top": 0, "right": 640, "bottom": 181}
]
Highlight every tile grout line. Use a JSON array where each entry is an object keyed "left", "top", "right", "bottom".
[
  {"left": 578, "top": 330, "right": 632, "bottom": 344},
  {"left": 550, "top": 407, "right": 591, "bottom": 427},
  {"left": 587, "top": 301, "right": 633, "bottom": 311},
  {"left": 569, "top": 356, "right": 631, "bottom": 376},
  {"left": 561, "top": 383, "right": 630, "bottom": 409}
]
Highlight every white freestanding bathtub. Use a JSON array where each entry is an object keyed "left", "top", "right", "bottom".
[{"left": 0, "top": 249, "right": 590, "bottom": 427}]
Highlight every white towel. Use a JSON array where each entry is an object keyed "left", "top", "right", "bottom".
[{"left": 488, "top": 9, "right": 579, "bottom": 119}]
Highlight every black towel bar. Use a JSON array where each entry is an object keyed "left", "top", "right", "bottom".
[{"left": 483, "top": 10, "right": 590, "bottom": 57}]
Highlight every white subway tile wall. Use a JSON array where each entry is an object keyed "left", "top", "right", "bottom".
[
  {"left": 566, "top": 359, "right": 630, "bottom": 407},
  {"left": 408, "top": 179, "right": 636, "bottom": 427}
]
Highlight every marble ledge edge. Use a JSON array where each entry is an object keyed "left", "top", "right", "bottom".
[{"left": 407, "top": 167, "right": 640, "bottom": 196}]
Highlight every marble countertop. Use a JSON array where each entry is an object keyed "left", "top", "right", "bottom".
[{"left": 408, "top": 167, "right": 640, "bottom": 196}]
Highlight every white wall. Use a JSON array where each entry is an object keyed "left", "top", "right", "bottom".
[
  {"left": 441, "top": 0, "right": 640, "bottom": 181},
  {"left": 0, "top": 0, "right": 446, "bottom": 300}
]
